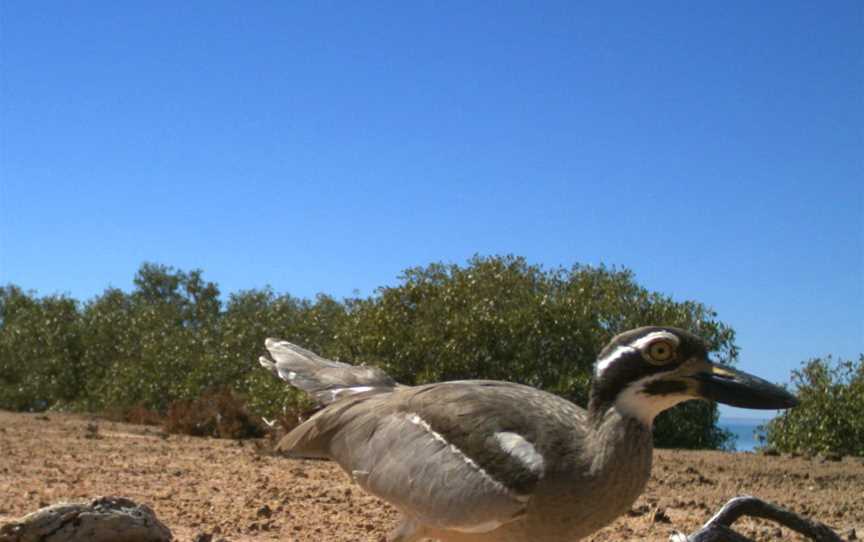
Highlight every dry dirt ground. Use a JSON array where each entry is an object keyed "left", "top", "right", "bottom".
[{"left": 1, "top": 411, "right": 861, "bottom": 541}]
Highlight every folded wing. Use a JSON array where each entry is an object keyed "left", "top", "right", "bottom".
[{"left": 279, "top": 382, "right": 570, "bottom": 534}]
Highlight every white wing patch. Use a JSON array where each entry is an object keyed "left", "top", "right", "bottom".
[
  {"left": 494, "top": 432, "right": 545, "bottom": 475},
  {"left": 327, "top": 386, "right": 375, "bottom": 402}
]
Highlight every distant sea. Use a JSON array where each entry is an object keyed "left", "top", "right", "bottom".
[{"left": 718, "top": 418, "right": 769, "bottom": 452}]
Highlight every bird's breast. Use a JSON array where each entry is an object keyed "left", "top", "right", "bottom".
[{"left": 522, "top": 416, "right": 655, "bottom": 539}]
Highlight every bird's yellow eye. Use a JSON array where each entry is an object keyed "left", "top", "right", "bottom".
[{"left": 647, "top": 340, "right": 675, "bottom": 363}]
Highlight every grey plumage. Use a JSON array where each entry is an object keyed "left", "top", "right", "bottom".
[{"left": 259, "top": 327, "right": 797, "bottom": 541}]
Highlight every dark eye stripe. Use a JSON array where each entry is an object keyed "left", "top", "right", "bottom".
[{"left": 643, "top": 379, "right": 688, "bottom": 396}]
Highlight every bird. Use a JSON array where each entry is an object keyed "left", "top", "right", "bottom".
[{"left": 259, "top": 326, "right": 797, "bottom": 541}]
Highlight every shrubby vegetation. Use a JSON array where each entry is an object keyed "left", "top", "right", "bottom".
[
  {"left": 763, "top": 355, "right": 863, "bottom": 456},
  {"left": 1, "top": 256, "right": 736, "bottom": 448}
]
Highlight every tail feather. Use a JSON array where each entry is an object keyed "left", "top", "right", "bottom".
[{"left": 260, "top": 338, "right": 397, "bottom": 405}]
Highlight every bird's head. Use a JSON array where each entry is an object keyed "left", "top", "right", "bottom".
[{"left": 588, "top": 326, "right": 798, "bottom": 425}]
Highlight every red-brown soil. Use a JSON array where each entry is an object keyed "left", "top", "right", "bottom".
[{"left": 1, "top": 411, "right": 861, "bottom": 541}]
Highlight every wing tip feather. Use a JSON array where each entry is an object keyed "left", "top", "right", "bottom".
[{"left": 259, "top": 355, "right": 277, "bottom": 373}]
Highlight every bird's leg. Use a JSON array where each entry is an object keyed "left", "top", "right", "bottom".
[{"left": 669, "top": 496, "right": 843, "bottom": 542}]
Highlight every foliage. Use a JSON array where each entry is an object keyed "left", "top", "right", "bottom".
[
  {"left": 0, "top": 256, "right": 742, "bottom": 449},
  {"left": 0, "top": 286, "right": 83, "bottom": 411},
  {"left": 763, "top": 355, "right": 864, "bottom": 456},
  {"left": 81, "top": 264, "right": 224, "bottom": 412}
]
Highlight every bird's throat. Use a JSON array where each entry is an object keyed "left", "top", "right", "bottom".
[{"left": 586, "top": 407, "right": 654, "bottom": 478}]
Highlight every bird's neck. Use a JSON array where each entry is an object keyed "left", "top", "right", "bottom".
[
  {"left": 559, "top": 408, "right": 654, "bottom": 533},
  {"left": 584, "top": 405, "right": 654, "bottom": 477}
]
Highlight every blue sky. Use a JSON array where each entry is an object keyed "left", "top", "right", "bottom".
[{"left": 1, "top": 2, "right": 861, "bottom": 418}]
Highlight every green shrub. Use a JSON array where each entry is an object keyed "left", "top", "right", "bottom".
[
  {"left": 0, "top": 256, "right": 739, "bottom": 449},
  {"left": 763, "top": 355, "right": 864, "bottom": 456},
  {"left": 0, "top": 286, "right": 83, "bottom": 411}
]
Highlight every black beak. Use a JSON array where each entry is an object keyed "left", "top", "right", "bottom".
[{"left": 692, "top": 363, "right": 798, "bottom": 410}]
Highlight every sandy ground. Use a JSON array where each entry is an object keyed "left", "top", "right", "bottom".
[{"left": 0, "top": 411, "right": 861, "bottom": 541}]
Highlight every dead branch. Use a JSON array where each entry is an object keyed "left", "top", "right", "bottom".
[{"left": 670, "top": 496, "right": 844, "bottom": 542}]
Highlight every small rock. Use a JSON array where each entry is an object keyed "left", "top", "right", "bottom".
[
  {"left": 697, "top": 474, "right": 715, "bottom": 485},
  {"left": 652, "top": 507, "right": 672, "bottom": 524},
  {"left": 628, "top": 504, "right": 650, "bottom": 517}
]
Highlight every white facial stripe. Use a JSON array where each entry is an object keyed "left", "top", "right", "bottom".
[
  {"left": 613, "top": 373, "right": 689, "bottom": 426},
  {"left": 595, "top": 345, "right": 637, "bottom": 376},
  {"left": 630, "top": 331, "right": 680, "bottom": 351},
  {"left": 597, "top": 331, "right": 683, "bottom": 376},
  {"left": 494, "top": 432, "right": 545, "bottom": 475}
]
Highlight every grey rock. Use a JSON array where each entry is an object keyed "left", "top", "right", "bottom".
[{"left": 0, "top": 496, "right": 172, "bottom": 542}]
